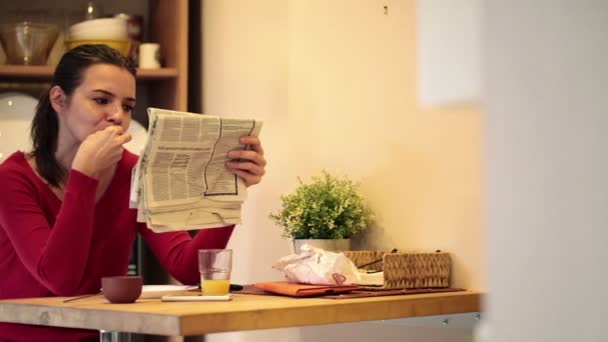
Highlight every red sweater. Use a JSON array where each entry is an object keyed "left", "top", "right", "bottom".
[{"left": 0, "top": 151, "right": 234, "bottom": 342}]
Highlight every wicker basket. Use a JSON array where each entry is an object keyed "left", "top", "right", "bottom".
[{"left": 342, "top": 250, "right": 452, "bottom": 289}]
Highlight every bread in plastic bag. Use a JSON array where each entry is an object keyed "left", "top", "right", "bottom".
[{"left": 272, "top": 244, "right": 361, "bottom": 285}]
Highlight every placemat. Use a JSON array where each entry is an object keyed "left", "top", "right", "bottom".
[{"left": 232, "top": 285, "right": 465, "bottom": 299}]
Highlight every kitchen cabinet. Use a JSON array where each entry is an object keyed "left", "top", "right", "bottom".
[
  {"left": 0, "top": 0, "right": 190, "bottom": 284},
  {"left": 0, "top": 0, "right": 188, "bottom": 114}
]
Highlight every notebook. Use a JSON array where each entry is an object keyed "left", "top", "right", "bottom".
[{"left": 254, "top": 281, "right": 359, "bottom": 297}]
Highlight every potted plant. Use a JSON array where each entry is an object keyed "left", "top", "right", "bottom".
[{"left": 269, "top": 170, "right": 374, "bottom": 253}]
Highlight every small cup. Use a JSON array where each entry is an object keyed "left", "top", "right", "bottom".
[
  {"left": 138, "top": 42, "right": 160, "bottom": 69},
  {"left": 198, "top": 249, "right": 232, "bottom": 295},
  {"left": 101, "top": 276, "right": 143, "bottom": 303}
]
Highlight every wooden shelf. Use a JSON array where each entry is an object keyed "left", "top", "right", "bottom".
[
  {"left": 0, "top": 65, "right": 178, "bottom": 81},
  {"left": 137, "top": 68, "right": 179, "bottom": 79},
  {"left": 0, "top": 65, "right": 54, "bottom": 79}
]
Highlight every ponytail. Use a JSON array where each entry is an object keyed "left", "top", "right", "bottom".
[{"left": 30, "top": 89, "right": 63, "bottom": 186}]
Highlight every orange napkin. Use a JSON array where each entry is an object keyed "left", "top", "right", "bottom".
[{"left": 254, "top": 281, "right": 359, "bottom": 297}]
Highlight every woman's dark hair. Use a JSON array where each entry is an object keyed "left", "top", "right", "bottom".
[{"left": 31, "top": 44, "right": 136, "bottom": 187}]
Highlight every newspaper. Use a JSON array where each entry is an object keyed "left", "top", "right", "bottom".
[{"left": 129, "top": 107, "right": 263, "bottom": 232}]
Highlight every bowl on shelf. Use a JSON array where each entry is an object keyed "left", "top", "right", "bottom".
[
  {"left": 0, "top": 22, "right": 60, "bottom": 65},
  {"left": 68, "top": 18, "right": 128, "bottom": 41},
  {"left": 65, "top": 39, "right": 131, "bottom": 57}
]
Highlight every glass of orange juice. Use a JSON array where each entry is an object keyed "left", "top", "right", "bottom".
[{"left": 198, "top": 249, "right": 232, "bottom": 295}]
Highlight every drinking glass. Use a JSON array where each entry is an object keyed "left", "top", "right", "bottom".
[{"left": 198, "top": 249, "right": 232, "bottom": 295}]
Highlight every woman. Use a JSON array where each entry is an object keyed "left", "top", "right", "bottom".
[{"left": 0, "top": 44, "right": 266, "bottom": 341}]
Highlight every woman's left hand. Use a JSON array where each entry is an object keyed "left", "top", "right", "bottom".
[{"left": 225, "top": 136, "right": 266, "bottom": 187}]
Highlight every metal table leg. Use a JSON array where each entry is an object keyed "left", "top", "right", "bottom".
[{"left": 100, "top": 330, "right": 132, "bottom": 342}]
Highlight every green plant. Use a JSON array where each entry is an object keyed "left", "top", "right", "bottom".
[{"left": 269, "top": 171, "right": 374, "bottom": 239}]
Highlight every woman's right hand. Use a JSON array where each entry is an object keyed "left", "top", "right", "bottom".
[{"left": 72, "top": 126, "right": 132, "bottom": 179}]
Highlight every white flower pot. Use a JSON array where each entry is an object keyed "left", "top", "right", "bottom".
[{"left": 292, "top": 239, "right": 351, "bottom": 254}]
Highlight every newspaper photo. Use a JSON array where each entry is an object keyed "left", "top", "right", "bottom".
[{"left": 130, "top": 108, "right": 263, "bottom": 232}]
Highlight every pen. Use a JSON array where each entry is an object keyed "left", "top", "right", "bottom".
[{"left": 230, "top": 284, "right": 244, "bottom": 291}]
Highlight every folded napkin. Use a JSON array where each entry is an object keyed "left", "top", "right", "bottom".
[{"left": 254, "top": 281, "right": 359, "bottom": 297}]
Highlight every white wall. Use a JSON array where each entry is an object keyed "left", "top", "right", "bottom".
[
  {"left": 415, "top": 0, "right": 481, "bottom": 107},
  {"left": 484, "top": 1, "right": 608, "bottom": 341},
  {"left": 201, "top": 0, "right": 482, "bottom": 341}
]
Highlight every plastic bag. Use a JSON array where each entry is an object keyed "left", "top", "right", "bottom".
[{"left": 272, "top": 244, "right": 361, "bottom": 285}]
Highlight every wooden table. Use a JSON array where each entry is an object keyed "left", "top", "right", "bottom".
[{"left": 0, "top": 291, "right": 481, "bottom": 341}]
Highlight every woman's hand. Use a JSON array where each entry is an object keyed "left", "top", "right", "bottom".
[
  {"left": 225, "top": 136, "right": 266, "bottom": 187},
  {"left": 72, "top": 126, "right": 132, "bottom": 179}
]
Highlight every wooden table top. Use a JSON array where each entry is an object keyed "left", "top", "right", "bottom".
[{"left": 0, "top": 291, "right": 482, "bottom": 336}]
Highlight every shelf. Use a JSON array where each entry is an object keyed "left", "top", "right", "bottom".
[
  {"left": 137, "top": 68, "right": 179, "bottom": 79},
  {"left": 0, "top": 65, "right": 178, "bottom": 81}
]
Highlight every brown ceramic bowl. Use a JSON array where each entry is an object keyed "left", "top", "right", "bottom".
[{"left": 101, "top": 276, "right": 143, "bottom": 304}]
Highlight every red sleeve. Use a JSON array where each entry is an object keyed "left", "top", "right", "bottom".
[
  {"left": 0, "top": 169, "right": 98, "bottom": 295},
  {"left": 139, "top": 224, "right": 235, "bottom": 285}
]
